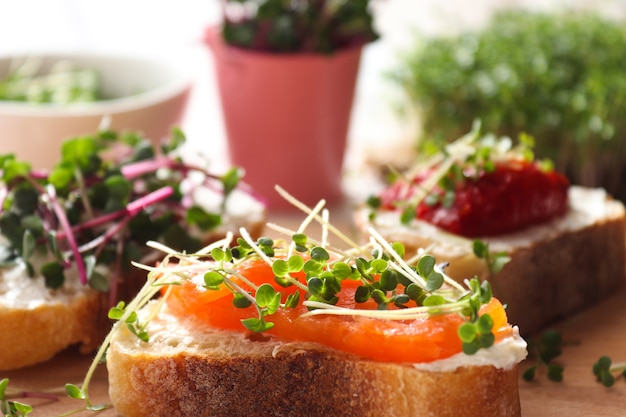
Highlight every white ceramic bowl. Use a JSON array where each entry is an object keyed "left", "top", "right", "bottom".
[{"left": 0, "top": 52, "right": 193, "bottom": 169}]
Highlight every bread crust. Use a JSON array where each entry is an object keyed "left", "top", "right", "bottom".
[
  {"left": 107, "top": 308, "right": 521, "bottom": 417},
  {"left": 0, "top": 288, "right": 107, "bottom": 370},
  {"left": 356, "top": 186, "right": 626, "bottom": 335}
]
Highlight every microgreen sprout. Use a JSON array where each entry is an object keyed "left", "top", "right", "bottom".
[
  {"left": 472, "top": 240, "right": 511, "bottom": 276},
  {"left": 0, "top": 127, "right": 256, "bottom": 304},
  {"left": 0, "top": 379, "right": 33, "bottom": 417},
  {"left": 593, "top": 356, "right": 626, "bottom": 387},
  {"left": 522, "top": 330, "right": 564, "bottom": 382}
]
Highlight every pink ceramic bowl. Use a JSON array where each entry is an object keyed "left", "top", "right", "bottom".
[{"left": 0, "top": 52, "right": 193, "bottom": 169}]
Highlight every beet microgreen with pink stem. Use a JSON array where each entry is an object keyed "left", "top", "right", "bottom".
[{"left": 0, "top": 127, "right": 253, "bottom": 304}]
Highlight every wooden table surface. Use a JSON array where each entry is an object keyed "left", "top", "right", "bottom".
[{"left": 3, "top": 207, "right": 626, "bottom": 416}]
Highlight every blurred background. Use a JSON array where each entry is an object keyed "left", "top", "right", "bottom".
[{"left": 1, "top": 0, "right": 625, "bottom": 200}]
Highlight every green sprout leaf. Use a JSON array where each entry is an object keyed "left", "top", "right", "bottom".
[
  {"left": 241, "top": 317, "right": 274, "bottom": 332},
  {"left": 41, "top": 261, "right": 65, "bottom": 289},
  {"left": 523, "top": 330, "right": 565, "bottom": 383},
  {"left": 256, "top": 283, "right": 280, "bottom": 314},
  {"left": 204, "top": 271, "right": 225, "bottom": 290},
  {"left": 232, "top": 293, "right": 253, "bottom": 309},
  {"left": 65, "top": 383, "right": 85, "bottom": 400},
  {"left": 310, "top": 246, "right": 330, "bottom": 262},
  {"left": 0, "top": 378, "right": 34, "bottom": 417},
  {"left": 592, "top": 355, "right": 626, "bottom": 388}
]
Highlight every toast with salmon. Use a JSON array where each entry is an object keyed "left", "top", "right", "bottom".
[
  {"left": 355, "top": 127, "right": 626, "bottom": 335},
  {"left": 0, "top": 128, "right": 266, "bottom": 371},
  {"left": 75, "top": 190, "right": 528, "bottom": 417},
  {"left": 107, "top": 302, "right": 524, "bottom": 417}
]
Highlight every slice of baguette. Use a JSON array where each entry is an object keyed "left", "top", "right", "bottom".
[
  {"left": 355, "top": 186, "right": 626, "bottom": 335},
  {"left": 107, "top": 304, "right": 524, "bottom": 417},
  {"left": 0, "top": 281, "right": 106, "bottom": 371},
  {"left": 0, "top": 195, "right": 266, "bottom": 371}
]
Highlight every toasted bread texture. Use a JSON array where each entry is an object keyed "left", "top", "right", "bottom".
[
  {"left": 0, "top": 287, "right": 106, "bottom": 371},
  {"left": 107, "top": 305, "right": 522, "bottom": 417},
  {"left": 356, "top": 186, "right": 626, "bottom": 335}
]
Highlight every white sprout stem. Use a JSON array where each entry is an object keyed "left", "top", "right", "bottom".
[
  {"left": 302, "top": 299, "right": 470, "bottom": 320},
  {"left": 239, "top": 227, "right": 273, "bottom": 265},
  {"left": 275, "top": 185, "right": 369, "bottom": 256},
  {"left": 195, "top": 232, "right": 234, "bottom": 255},
  {"left": 321, "top": 208, "right": 330, "bottom": 248},
  {"left": 287, "top": 198, "right": 327, "bottom": 258},
  {"left": 367, "top": 227, "right": 428, "bottom": 288},
  {"left": 265, "top": 222, "right": 352, "bottom": 261},
  {"left": 222, "top": 274, "right": 258, "bottom": 304}
]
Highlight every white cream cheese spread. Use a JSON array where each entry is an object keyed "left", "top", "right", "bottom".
[{"left": 413, "top": 326, "right": 528, "bottom": 372}]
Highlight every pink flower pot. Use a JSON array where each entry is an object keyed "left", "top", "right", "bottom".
[{"left": 205, "top": 27, "right": 362, "bottom": 210}]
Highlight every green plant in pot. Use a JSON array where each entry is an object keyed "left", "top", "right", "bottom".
[
  {"left": 207, "top": 0, "right": 379, "bottom": 209},
  {"left": 389, "top": 9, "right": 626, "bottom": 201}
]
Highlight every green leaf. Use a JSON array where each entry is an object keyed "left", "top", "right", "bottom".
[
  {"left": 48, "top": 165, "right": 74, "bottom": 189},
  {"left": 462, "top": 340, "right": 481, "bottom": 355},
  {"left": 186, "top": 206, "right": 221, "bottom": 231},
  {"left": 522, "top": 365, "right": 537, "bottom": 382},
  {"left": 61, "top": 136, "right": 100, "bottom": 171},
  {"left": 104, "top": 175, "right": 132, "bottom": 211},
  {"left": 12, "top": 401, "right": 33, "bottom": 415},
  {"left": 417, "top": 255, "right": 436, "bottom": 277},
  {"left": 458, "top": 323, "right": 477, "bottom": 343},
  {"left": 371, "top": 289, "right": 389, "bottom": 305},
  {"left": 0, "top": 378, "right": 8, "bottom": 398},
  {"left": 310, "top": 246, "right": 330, "bottom": 262},
  {"left": 303, "top": 259, "right": 323, "bottom": 276},
  {"left": 400, "top": 205, "right": 415, "bottom": 225},
  {"left": 41, "top": 262, "right": 65, "bottom": 289},
  {"left": 220, "top": 167, "right": 242, "bottom": 197},
  {"left": 405, "top": 283, "right": 425, "bottom": 303},
  {"left": 490, "top": 253, "right": 511, "bottom": 273},
  {"left": 272, "top": 259, "right": 289, "bottom": 277},
  {"left": 284, "top": 291, "right": 300, "bottom": 309},
  {"left": 354, "top": 285, "right": 371, "bottom": 303},
  {"left": 477, "top": 332, "right": 495, "bottom": 348},
  {"left": 127, "top": 323, "right": 149, "bottom": 342},
  {"left": 65, "top": 383, "right": 86, "bottom": 400},
  {"left": 425, "top": 271, "right": 444, "bottom": 291},
  {"left": 391, "top": 242, "right": 405, "bottom": 258},
  {"left": 307, "top": 277, "right": 324, "bottom": 297},
  {"left": 1, "top": 159, "right": 31, "bottom": 183},
  {"left": 547, "top": 363, "right": 564, "bottom": 382},
  {"left": 380, "top": 270, "right": 398, "bottom": 291},
  {"left": 256, "top": 283, "right": 280, "bottom": 314},
  {"left": 108, "top": 305, "right": 125, "bottom": 320},
  {"left": 601, "top": 372, "right": 615, "bottom": 388},
  {"left": 241, "top": 317, "right": 274, "bottom": 332},
  {"left": 21, "top": 230, "right": 35, "bottom": 260},
  {"left": 204, "top": 271, "right": 224, "bottom": 290},
  {"left": 472, "top": 240, "right": 488, "bottom": 258},
  {"left": 423, "top": 294, "right": 446, "bottom": 306},
  {"left": 477, "top": 313, "right": 494, "bottom": 333},
  {"left": 287, "top": 255, "right": 304, "bottom": 273},
  {"left": 331, "top": 262, "right": 353, "bottom": 280},
  {"left": 370, "top": 259, "right": 388, "bottom": 274},
  {"left": 232, "top": 293, "right": 252, "bottom": 308},
  {"left": 210, "top": 247, "right": 231, "bottom": 263}
]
